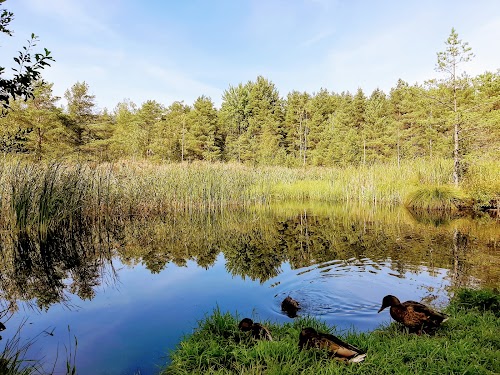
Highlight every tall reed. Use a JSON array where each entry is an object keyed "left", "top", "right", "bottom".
[{"left": 0, "top": 157, "right": 495, "bottom": 228}]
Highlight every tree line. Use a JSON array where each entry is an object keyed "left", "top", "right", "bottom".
[{"left": 0, "top": 30, "right": 498, "bottom": 174}]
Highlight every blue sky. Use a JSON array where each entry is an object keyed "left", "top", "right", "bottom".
[{"left": 2, "top": 0, "right": 499, "bottom": 111}]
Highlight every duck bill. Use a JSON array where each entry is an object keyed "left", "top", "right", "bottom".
[{"left": 377, "top": 306, "right": 386, "bottom": 313}]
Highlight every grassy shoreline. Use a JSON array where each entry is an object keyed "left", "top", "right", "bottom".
[{"left": 163, "top": 289, "right": 499, "bottom": 374}]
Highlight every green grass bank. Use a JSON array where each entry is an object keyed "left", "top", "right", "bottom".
[{"left": 164, "top": 289, "right": 499, "bottom": 375}]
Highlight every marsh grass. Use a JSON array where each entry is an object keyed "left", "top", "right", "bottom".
[
  {"left": 164, "top": 289, "right": 500, "bottom": 375},
  {"left": 461, "top": 159, "right": 500, "bottom": 209},
  {"left": 0, "top": 158, "right": 496, "bottom": 229},
  {"left": 404, "top": 185, "right": 466, "bottom": 211},
  {"left": 0, "top": 320, "right": 44, "bottom": 375},
  {"left": 2, "top": 162, "right": 101, "bottom": 231}
]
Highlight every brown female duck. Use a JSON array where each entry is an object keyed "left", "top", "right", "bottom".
[
  {"left": 378, "top": 295, "right": 448, "bottom": 334},
  {"left": 238, "top": 318, "right": 273, "bottom": 341},
  {"left": 298, "top": 327, "right": 366, "bottom": 363},
  {"left": 281, "top": 296, "right": 300, "bottom": 318}
]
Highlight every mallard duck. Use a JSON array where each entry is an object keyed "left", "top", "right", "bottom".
[
  {"left": 281, "top": 296, "right": 300, "bottom": 318},
  {"left": 238, "top": 318, "right": 273, "bottom": 341},
  {"left": 298, "top": 327, "right": 366, "bottom": 363},
  {"left": 378, "top": 295, "right": 448, "bottom": 334}
]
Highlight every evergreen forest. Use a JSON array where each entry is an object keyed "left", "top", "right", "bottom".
[{"left": 0, "top": 29, "right": 498, "bottom": 207}]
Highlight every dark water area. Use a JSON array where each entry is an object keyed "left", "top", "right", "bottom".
[{"left": 0, "top": 204, "right": 498, "bottom": 374}]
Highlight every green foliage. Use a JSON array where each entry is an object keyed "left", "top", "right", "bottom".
[
  {"left": 64, "top": 81, "right": 97, "bottom": 148},
  {"left": 0, "top": 81, "right": 71, "bottom": 159},
  {"left": 0, "top": 0, "right": 54, "bottom": 112},
  {"left": 186, "top": 96, "right": 222, "bottom": 161}
]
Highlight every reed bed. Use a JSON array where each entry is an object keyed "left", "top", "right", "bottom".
[{"left": 0, "top": 158, "right": 497, "bottom": 231}]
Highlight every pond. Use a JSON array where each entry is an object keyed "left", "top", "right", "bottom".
[{"left": 0, "top": 204, "right": 498, "bottom": 374}]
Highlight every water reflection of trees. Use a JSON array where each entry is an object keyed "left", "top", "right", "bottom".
[
  {"left": 0, "top": 206, "right": 498, "bottom": 310},
  {"left": 0, "top": 222, "right": 117, "bottom": 311},
  {"left": 117, "top": 208, "right": 499, "bottom": 286}
]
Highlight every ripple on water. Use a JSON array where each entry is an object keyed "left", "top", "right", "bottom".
[
  {"left": 272, "top": 259, "right": 386, "bottom": 317},
  {"left": 270, "top": 257, "right": 450, "bottom": 325}
]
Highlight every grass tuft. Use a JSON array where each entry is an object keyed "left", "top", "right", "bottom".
[{"left": 404, "top": 185, "right": 466, "bottom": 211}]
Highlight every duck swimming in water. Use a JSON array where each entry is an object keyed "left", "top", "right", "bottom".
[
  {"left": 378, "top": 295, "right": 448, "bottom": 334},
  {"left": 281, "top": 296, "right": 300, "bottom": 318},
  {"left": 238, "top": 318, "right": 273, "bottom": 341},
  {"left": 298, "top": 327, "right": 366, "bottom": 363}
]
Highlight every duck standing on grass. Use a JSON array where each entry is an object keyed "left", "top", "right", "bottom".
[
  {"left": 281, "top": 296, "right": 300, "bottom": 318},
  {"left": 378, "top": 295, "right": 448, "bottom": 334},
  {"left": 298, "top": 327, "right": 366, "bottom": 363},
  {"left": 238, "top": 318, "right": 273, "bottom": 341}
]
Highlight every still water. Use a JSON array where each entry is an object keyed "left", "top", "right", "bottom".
[{"left": 0, "top": 204, "right": 498, "bottom": 374}]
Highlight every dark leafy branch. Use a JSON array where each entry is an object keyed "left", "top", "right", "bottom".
[{"left": 0, "top": 0, "right": 55, "bottom": 113}]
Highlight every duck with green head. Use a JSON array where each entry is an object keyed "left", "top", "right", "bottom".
[{"left": 378, "top": 295, "right": 448, "bottom": 334}]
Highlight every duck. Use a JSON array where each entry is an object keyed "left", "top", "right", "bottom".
[
  {"left": 238, "top": 318, "right": 273, "bottom": 341},
  {"left": 378, "top": 295, "right": 448, "bottom": 334},
  {"left": 281, "top": 296, "right": 300, "bottom": 318},
  {"left": 298, "top": 327, "right": 366, "bottom": 363}
]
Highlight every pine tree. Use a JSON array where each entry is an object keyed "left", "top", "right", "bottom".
[
  {"left": 152, "top": 101, "right": 191, "bottom": 161},
  {"left": 363, "top": 88, "right": 392, "bottom": 163},
  {"left": 64, "top": 81, "right": 97, "bottom": 152},
  {"left": 109, "top": 99, "right": 139, "bottom": 159},
  {"left": 307, "top": 89, "right": 336, "bottom": 166},
  {"left": 137, "top": 100, "right": 164, "bottom": 158},
  {"left": 1, "top": 81, "right": 71, "bottom": 159},
  {"left": 435, "top": 28, "right": 474, "bottom": 186},
  {"left": 246, "top": 76, "right": 284, "bottom": 165},
  {"left": 185, "top": 96, "right": 221, "bottom": 161},
  {"left": 219, "top": 83, "right": 250, "bottom": 162},
  {"left": 283, "top": 91, "right": 310, "bottom": 166}
]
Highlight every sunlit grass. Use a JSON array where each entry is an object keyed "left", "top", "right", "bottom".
[
  {"left": 0, "top": 158, "right": 496, "bottom": 229},
  {"left": 461, "top": 159, "right": 500, "bottom": 209},
  {"left": 404, "top": 185, "right": 466, "bottom": 211},
  {"left": 163, "top": 289, "right": 500, "bottom": 375}
]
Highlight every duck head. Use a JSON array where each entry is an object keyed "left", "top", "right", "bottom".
[
  {"left": 298, "top": 327, "right": 318, "bottom": 349},
  {"left": 378, "top": 295, "right": 401, "bottom": 313},
  {"left": 281, "top": 296, "right": 300, "bottom": 318},
  {"left": 238, "top": 318, "right": 254, "bottom": 332}
]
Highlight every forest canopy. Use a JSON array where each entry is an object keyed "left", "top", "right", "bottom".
[{"left": 0, "top": 28, "right": 498, "bottom": 171}]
